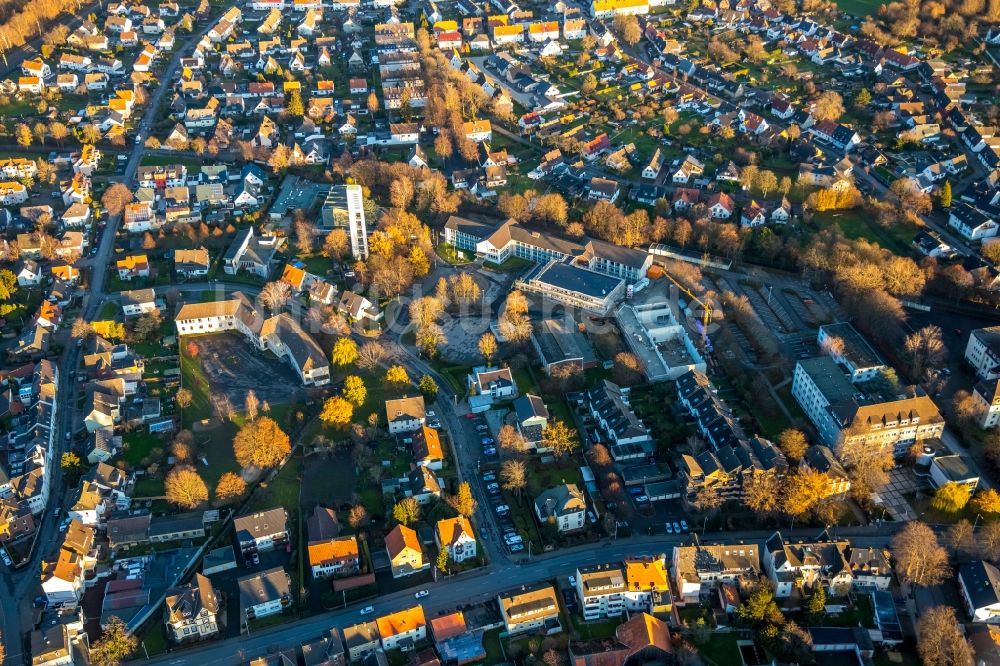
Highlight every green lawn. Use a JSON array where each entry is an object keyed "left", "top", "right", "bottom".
[
  {"left": 483, "top": 256, "right": 533, "bottom": 273},
  {"left": 247, "top": 452, "right": 303, "bottom": 515},
  {"left": 571, "top": 617, "right": 621, "bottom": 640},
  {"left": 180, "top": 344, "right": 213, "bottom": 427},
  {"left": 136, "top": 624, "right": 168, "bottom": 657},
  {"left": 133, "top": 477, "right": 165, "bottom": 498},
  {"left": 435, "top": 242, "right": 474, "bottom": 266},
  {"left": 813, "top": 210, "right": 917, "bottom": 257},
  {"left": 697, "top": 633, "right": 742, "bottom": 666},
  {"left": 98, "top": 301, "right": 120, "bottom": 320},
  {"left": 139, "top": 154, "right": 204, "bottom": 171},
  {"left": 835, "top": 0, "right": 884, "bottom": 16},
  {"left": 120, "top": 431, "right": 167, "bottom": 467}
]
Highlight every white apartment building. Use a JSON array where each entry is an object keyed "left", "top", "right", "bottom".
[
  {"left": 622, "top": 557, "right": 672, "bottom": 613},
  {"left": 238, "top": 567, "right": 291, "bottom": 623},
  {"left": 321, "top": 184, "right": 368, "bottom": 259},
  {"left": 791, "top": 357, "right": 944, "bottom": 455},
  {"left": 966, "top": 327, "right": 1000, "bottom": 380},
  {"left": 816, "top": 323, "right": 886, "bottom": 382},
  {"left": 576, "top": 564, "right": 626, "bottom": 620}
]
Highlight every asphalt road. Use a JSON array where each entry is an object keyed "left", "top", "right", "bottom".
[{"left": 133, "top": 529, "right": 897, "bottom": 666}]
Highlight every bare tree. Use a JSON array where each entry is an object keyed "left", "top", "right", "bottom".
[
  {"left": 500, "top": 459, "right": 527, "bottom": 497},
  {"left": 892, "top": 521, "right": 951, "bottom": 587},
  {"left": 904, "top": 325, "right": 947, "bottom": 380},
  {"left": 917, "top": 606, "right": 973, "bottom": 666},
  {"left": 357, "top": 341, "right": 390, "bottom": 371},
  {"left": 259, "top": 281, "right": 292, "bottom": 313},
  {"left": 245, "top": 389, "right": 259, "bottom": 422}
]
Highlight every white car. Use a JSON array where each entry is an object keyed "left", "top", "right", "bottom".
[
  {"left": 414, "top": 589, "right": 429, "bottom": 599},
  {"left": 495, "top": 505, "right": 510, "bottom": 514},
  {"left": 0, "top": 549, "right": 11, "bottom": 566},
  {"left": 568, "top": 575, "right": 576, "bottom": 586},
  {"left": 505, "top": 534, "right": 523, "bottom": 545},
  {"left": 360, "top": 606, "right": 375, "bottom": 616}
]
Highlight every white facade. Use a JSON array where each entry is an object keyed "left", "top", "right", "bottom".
[
  {"left": 966, "top": 328, "right": 1000, "bottom": 381},
  {"left": 576, "top": 566, "right": 626, "bottom": 621}
]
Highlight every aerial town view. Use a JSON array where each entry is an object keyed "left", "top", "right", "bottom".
[{"left": 2, "top": 0, "right": 1000, "bottom": 662}]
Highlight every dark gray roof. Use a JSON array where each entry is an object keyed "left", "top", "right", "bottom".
[{"left": 961, "top": 561, "right": 1000, "bottom": 610}]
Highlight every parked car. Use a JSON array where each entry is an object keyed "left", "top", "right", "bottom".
[
  {"left": 0, "top": 548, "right": 11, "bottom": 566},
  {"left": 426, "top": 410, "right": 437, "bottom": 419},
  {"left": 59, "top": 518, "right": 70, "bottom": 532},
  {"left": 415, "top": 590, "right": 429, "bottom": 599},
  {"left": 635, "top": 495, "right": 650, "bottom": 503},
  {"left": 510, "top": 543, "right": 524, "bottom": 552},
  {"left": 665, "top": 523, "right": 674, "bottom": 534},
  {"left": 587, "top": 510, "right": 596, "bottom": 524},
  {"left": 360, "top": 606, "right": 375, "bottom": 616},
  {"left": 428, "top": 420, "right": 442, "bottom": 429},
  {"left": 495, "top": 505, "right": 510, "bottom": 514},
  {"left": 483, "top": 447, "right": 496, "bottom": 456},
  {"left": 680, "top": 520, "right": 689, "bottom": 532},
  {"left": 481, "top": 437, "right": 495, "bottom": 445},
  {"left": 505, "top": 534, "right": 523, "bottom": 545},
  {"left": 486, "top": 483, "right": 500, "bottom": 492},
  {"left": 482, "top": 471, "right": 496, "bottom": 482},
  {"left": 568, "top": 575, "right": 576, "bottom": 586},
  {"left": 672, "top": 522, "right": 682, "bottom": 534}
]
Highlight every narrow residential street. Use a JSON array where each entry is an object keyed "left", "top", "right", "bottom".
[{"left": 0, "top": 7, "right": 241, "bottom": 666}]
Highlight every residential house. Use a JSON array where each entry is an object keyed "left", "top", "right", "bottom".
[
  {"left": 385, "top": 396, "right": 426, "bottom": 435},
  {"left": 376, "top": 606, "right": 427, "bottom": 652},
  {"left": 174, "top": 248, "right": 211, "bottom": 278},
  {"left": 567, "top": 613, "right": 672, "bottom": 665},
  {"left": 116, "top": 255, "right": 150, "bottom": 281},
  {"left": 534, "top": 484, "right": 586, "bottom": 532},
  {"left": 238, "top": 567, "right": 292, "bottom": 624},
  {"left": 622, "top": 557, "right": 672, "bottom": 613},
  {"left": 41, "top": 548, "right": 84, "bottom": 608},
  {"left": 435, "top": 516, "right": 476, "bottom": 563},
  {"left": 164, "top": 574, "right": 221, "bottom": 643},
  {"left": 498, "top": 584, "right": 562, "bottom": 636},
  {"left": 967, "top": 327, "right": 1000, "bottom": 380},
  {"left": 763, "top": 532, "right": 853, "bottom": 598},
  {"left": 337, "top": 291, "right": 383, "bottom": 322},
  {"left": 120, "top": 289, "right": 157, "bottom": 317},
  {"left": 234, "top": 508, "right": 289, "bottom": 556},
  {"left": 672, "top": 543, "right": 762, "bottom": 605},
  {"left": 411, "top": 426, "right": 443, "bottom": 470},
  {"left": 307, "top": 536, "right": 360, "bottom": 579},
  {"left": 343, "top": 621, "right": 381, "bottom": 662},
  {"left": 385, "top": 524, "right": 427, "bottom": 577},
  {"left": 512, "top": 394, "right": 548, "bottom": 450}
]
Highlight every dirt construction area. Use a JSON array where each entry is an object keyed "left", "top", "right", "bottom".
[{"left": 196, "top": 332, "right": 303, "bottom": 410}]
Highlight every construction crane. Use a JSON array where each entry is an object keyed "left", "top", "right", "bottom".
[{"left": 660, "top": 271, "right": 713, "bottom": 352}]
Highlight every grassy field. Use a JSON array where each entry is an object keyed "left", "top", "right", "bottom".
[
  {"left": 139, "top": 154, "right": 204, "bottom": 170},
  {"left": 697, "top": 633, "right": 742, "bottom": 666},
  {"left": 814, "top": 210, "right": 918, "bottom": 257},
  {"left": 180, "top": 344, "right": 213, "bottom": 426},
  {"left": 835, "top": 0, "right": 884, "bottom": 16}
]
